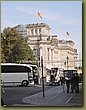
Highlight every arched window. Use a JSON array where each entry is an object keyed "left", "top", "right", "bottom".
[
  {"left": 47, "top": 48, "right": 49, "bottom": 61},
  {"left": 35, "top": 29, "right": 37, "bottom": 35},
  {"left": 31, "top": 29, "right": 33, "bottom": 35},
  {"left": 39, "top": 28, "right": 41, "bottom": 35}
]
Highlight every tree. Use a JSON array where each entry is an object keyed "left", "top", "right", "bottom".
[{"left": 1, "top": 27, "right": 36, "bottom": 63}]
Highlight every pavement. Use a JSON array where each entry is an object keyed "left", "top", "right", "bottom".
[{"left": 13, "top": 83, "right": 82, "bottom": 106}]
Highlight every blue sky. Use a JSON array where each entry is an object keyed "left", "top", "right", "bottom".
[{"left": 1, "top": 1, "right": 82, "bottom": 58}]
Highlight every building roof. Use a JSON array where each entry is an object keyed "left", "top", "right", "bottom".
[{"left": 26, "top": 23, "right": 51, "bottom": 29}]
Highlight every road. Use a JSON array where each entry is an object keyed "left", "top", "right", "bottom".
[
  {"left": 2, "top": 83, "right": 82, "bottom": 106},
  {"left": 2, "top": 85, "right": 55, "bottom": 106}
]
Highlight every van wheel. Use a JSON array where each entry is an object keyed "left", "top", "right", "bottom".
[{"left": 22, "top": 80, "right": 28, "bottom": 86}]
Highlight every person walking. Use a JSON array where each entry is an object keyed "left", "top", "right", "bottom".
[
  {"left": 70, "top": 73, "right": 76, "bottom": 93},
  {"left": 65, "top": 77, "right": 71, "bottom": 93},
  {"left": 60, "top": 76, "right": 63, "bottom": 85},
  {"left": 75, "top": 73, "right": 80, "bottom": 93}
]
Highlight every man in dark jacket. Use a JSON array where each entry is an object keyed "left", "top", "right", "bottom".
[
  {"left": 70, "top": 73, "right": 76, "bottom": 93},
  {"left": 75, "top": 73, "right": 79, "bottom": 93}
]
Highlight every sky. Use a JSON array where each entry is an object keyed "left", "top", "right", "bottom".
[{"left": 1, "top": 1, "right": 82, "bottom": 59}]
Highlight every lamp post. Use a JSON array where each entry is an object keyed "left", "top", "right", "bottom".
[
  {"left": 66, "top": 56, "right": 69, "bottom": 70},
  {"left": 41, "top": 56, "right": 45, "bottom": 97}
]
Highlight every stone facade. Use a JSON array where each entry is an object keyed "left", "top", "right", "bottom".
[
  {"left": 14, "top": 23, "right": 78, "bottom": 77},
  {"left": 26, "top": 23, "right": 77, "bottom": 70}
]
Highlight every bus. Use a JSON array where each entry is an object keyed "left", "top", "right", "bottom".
[
  {"left": 28, "top": 64, "right": 39, "bottom": 84},
  {"left": 1, "top": 63, "right": 34, "bottom": 86},
  {"left": 19, "top": 63, "right": 39, "bottom": 84}
]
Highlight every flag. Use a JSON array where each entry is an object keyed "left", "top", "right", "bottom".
[
  {"left": 38, "top": 11, "right": 42, "bottom": 18},
  {"left": 66, "top": 32, "right": 70, "bottom": 35},
  {"left": 66, "top": 32, "right": 70, "bottom": 41}
]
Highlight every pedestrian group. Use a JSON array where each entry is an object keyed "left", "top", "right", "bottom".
[{"left": 65, "top": 73, "right": 80, "bottom": 93}]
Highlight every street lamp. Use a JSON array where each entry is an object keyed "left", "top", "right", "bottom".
[
  {"left": 66, "top": 56, "right": 69, "bottom": 70},
  {"left": 41, "top": 56, "right": 45, "bottom": 97}
]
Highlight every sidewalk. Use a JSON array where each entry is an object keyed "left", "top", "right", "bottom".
[{"left": 20, "top": 83, "right": 82, "bottom": 106}]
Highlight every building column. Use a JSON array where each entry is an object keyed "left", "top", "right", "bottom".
[{"left": 51, "top": 49, "right": 54, "bottom": 66}]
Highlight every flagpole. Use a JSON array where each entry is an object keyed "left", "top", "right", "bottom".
[
  {"left": 38, "top": 11, "right": 45, "bottom": 97},
  {"left": 37, "top": 11, "right": 43, "bottom": 85},
  {"left": 66, "top": 32, "right": 69, "bottom": 70}
]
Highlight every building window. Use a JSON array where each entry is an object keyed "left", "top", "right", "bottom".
[
  {"left": 47, "top": 48, "right": 49, "bottom": 61},
  {"left": 31, "top": 29, "right": 33, "bottom": 35},
  {"left": 39, "top": 28, "right": 41, "bottom": 35},
  {"left": 35, "top": 29, "right": 37, "bottom": 35}
]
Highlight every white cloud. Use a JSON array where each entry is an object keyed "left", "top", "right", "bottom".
[
  {"left": 16, "top": 6, "right": 39, "bottom": 18},
  {"left": 16, "top": 6, "right": 81, "bottom": 26},
  {"left": 43, "top": 11, "right": 81, "bottom": 26}
]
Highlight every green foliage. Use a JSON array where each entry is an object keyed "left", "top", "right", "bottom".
[{"left": 1, "top": 27, "right": 36, "bottom": 63}]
